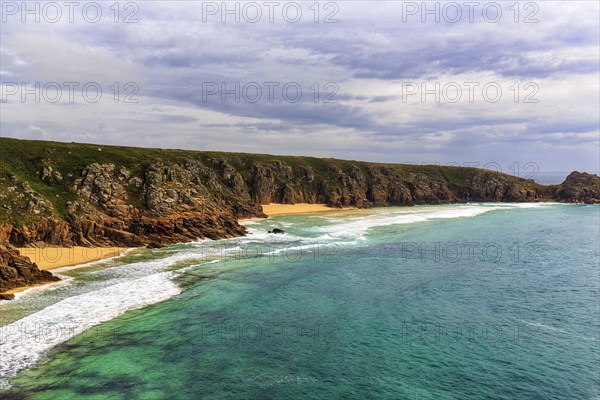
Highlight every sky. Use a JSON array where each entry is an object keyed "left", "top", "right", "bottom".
[{"left": 1, "top": 0, "right": 599, "bottom": 178}]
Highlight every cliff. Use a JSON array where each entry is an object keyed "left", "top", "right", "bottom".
[
  {"left": 0, "top": 242, "right": 59, "bottom": 299},
  {"left": 0, "top": 138, "right": 598, "bottom": 296},
  {"left": 550, "top": 171, "right": 600, "bottom": 203}
]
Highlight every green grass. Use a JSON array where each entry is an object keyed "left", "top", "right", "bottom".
[{"left": 0, "top": 137, "right": 540, "bottom": 226}]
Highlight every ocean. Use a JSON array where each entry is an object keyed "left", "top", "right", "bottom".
[{"left": 1, "top": 204, "right": 599, "bottom": 399}]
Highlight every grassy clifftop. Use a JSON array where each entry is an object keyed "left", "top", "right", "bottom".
[
  {"left": 0, "top": 137, "right": 542, "bottom": 226},
  {"left": 1, "top": 137, "right": 598, "bottom": 296}
]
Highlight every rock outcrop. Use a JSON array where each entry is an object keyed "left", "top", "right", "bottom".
[
  {"left": 0, "top": 241, "right": 59, "bottom": 298},
  {"left": 0, "top": 138, "right": 598, "bottom": 296},
  {"left": 551, "top": 171, "right": 600, "bottom": 204}
]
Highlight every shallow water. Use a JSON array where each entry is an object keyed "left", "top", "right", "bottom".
[{"left": 1, "top": 204, "right": 599, "bottom": 399}]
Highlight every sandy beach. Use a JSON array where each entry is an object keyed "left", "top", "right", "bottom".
[
  {"left": 6, "top": 206, "right": 342, "bottom": 296},
  {"left": 0, "top": 247, "right": 128, "bottom": 297},
  {"left": 17, "top": 246, "right": 128, "bottom": 271},
  {"left": 243, "top": 203, "right": 351, "bottom": 220}
]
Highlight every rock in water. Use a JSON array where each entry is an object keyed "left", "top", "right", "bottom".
[{"left": 2, "top": 137, "right": 599, "bottom": 298}]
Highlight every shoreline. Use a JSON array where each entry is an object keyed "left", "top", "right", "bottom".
[
  {"left": 1, "top": 202, "right": 566, "bottom": 298},
  {"left": 17, "top": 246, "right": 129, "bottom": 271},
  {"left": 5, "top": 204, "right": 343, "bottom": 297},
  {"left": 240, "top": 203, "right": 354, "bottom": 221},
  {"left": 1, "top": 281, "right": 64, "bottom": 296},
  {"left": 1, "top": 247, "right": 130, "bottom": 297}
]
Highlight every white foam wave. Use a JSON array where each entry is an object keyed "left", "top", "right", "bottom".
[
  {"left": 237, "top": 205, "right": 514, "bottom": 249},
  {"left": 0, "top": 202, "right": 562, "bottom": 389},
  {"left": 511, "top": 202, "right": 563, "bottom": 208},
  {"left": 10, "top": 278, "right": 70, "bottom": 301},
  {"left": 312, "top": 205, "right": 501, "bottom": 241},
  {"left": 50, "top": 248, "right": 137, "bottom": 274},
  {"left": 0, "top": 271, "right": 181, "bottom": 388},
  {"left": 240, "top": 220, "right": 260, "bottom": 225}
]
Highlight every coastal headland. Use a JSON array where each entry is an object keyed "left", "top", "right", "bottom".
[{"left": 1, "top": 137, "right": 599, "bottom": 298}]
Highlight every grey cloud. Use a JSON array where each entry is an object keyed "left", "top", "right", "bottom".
[
  {"left": 1, "top": 1, "right": 597, "bottom": 172},
  {"left": 369, "top": 96, "right": 398, "bottom": 103},
  {"left": 159, "top": 115, "right": 198, "bottom": 124}
]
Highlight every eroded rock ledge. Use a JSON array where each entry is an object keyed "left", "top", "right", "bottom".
[
  {"left": 0, "top": 138, "right": 598, "bottom": 296},
  {"left": 0, "top": 242, "right": 59, "bottom": 299}
]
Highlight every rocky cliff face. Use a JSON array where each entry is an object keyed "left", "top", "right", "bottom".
[
  {"left": 0, "top": 138, "right": 598, "bottom": 296},
  {"left": 0, "top": 242, "right": 59, "bottom": 300},
  {"left": 245, "top": 162, "right": 541, "bottom": 207},
  {"left": 1, "top": 161, "right": 247, "bottom": 249},
  {"left": 551, "top": 171, "right": 600, "bottom": 203}
]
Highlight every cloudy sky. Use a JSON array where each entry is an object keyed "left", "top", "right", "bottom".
[{"left": 1, "top": 1, "right": 598, "bottom": 177}]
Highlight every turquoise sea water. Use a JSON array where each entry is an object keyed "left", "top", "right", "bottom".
[{"left": 1, "top": 204, "right": 599, "bottom": 399}]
